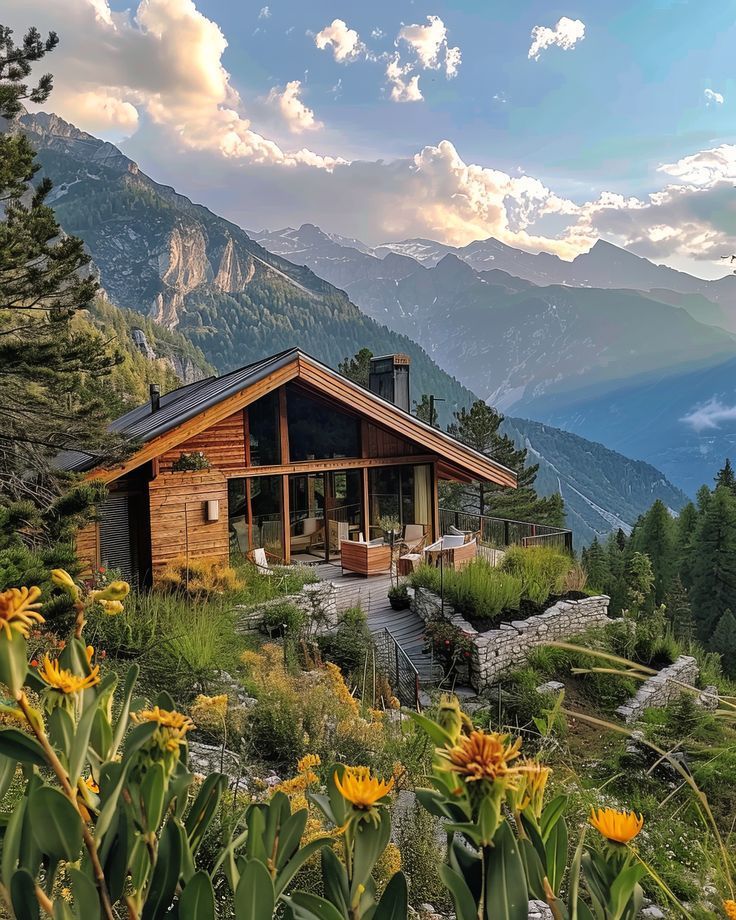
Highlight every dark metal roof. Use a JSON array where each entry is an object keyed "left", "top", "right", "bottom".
[{"left": 59, "top": 347, "right": 516, "bottom": 483}]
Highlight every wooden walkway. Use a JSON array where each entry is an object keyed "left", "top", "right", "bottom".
[{"left": 312, "top": 563, "right": 441, "bottom": 684}]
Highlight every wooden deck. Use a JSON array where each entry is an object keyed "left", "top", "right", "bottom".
[{"left": 312, "top": 562, "right": 441, "bottom": 683}]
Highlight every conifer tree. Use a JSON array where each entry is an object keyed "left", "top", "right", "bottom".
[
  {"left": 582, "top": 536, "right": 608, "bottom": 590},
  {"left": 445, "top": 400, "right": 565, "bottom": 526},
  {"left": 625, "top": 551, "right": 654, "bottom": 612},
  {"left": 675, "top": 501, "right": 699, "bottom": 588},
  {"left": 338, "top": 347, "right": 373, "bottom": 387},
  {"left": 715, "top": 458, "right": 736, "bottom": 495},
  {"left": 690, "top": 486, "right": 736, "bottom": 641},
  {"left": 0, "top": 24, "right": 123, "bottom": 543},
  {"left": 631, "top": 499, "right": 676, "bottom": 606},
  {"left": 710, "top": 609, "right": 736, "bottom": 678},
  {"left": 604, "top": 530, "right": 628, "bottom": 614},
  {"left": 413, "top": 394, "right": 438, "bottom": 426},
  {"left": 665, "top": 575, "right": 694, "bottom": 643}
]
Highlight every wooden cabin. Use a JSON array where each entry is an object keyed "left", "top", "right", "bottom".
[{"left": 64, "top": 349, "right": 516, "bottom": 586}]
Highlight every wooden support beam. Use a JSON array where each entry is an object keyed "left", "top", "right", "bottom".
[
  {"left": 361, "top": 467, "right": 370, "bottom": 543},
  {"left": 431, "top": 463, "right": 440, "bottom": 541},
  {"left": 227, "top": 453, "right": 438, "bottom": 478},
  {"left": 281, "top": 473, "right": 291, "bottom": 563},
  {"left": 278, "top": 386, "right": 290, "bottom": 465}
]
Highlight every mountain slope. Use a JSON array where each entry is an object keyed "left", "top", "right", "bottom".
[{"left": 21, "top": 112, "right": 475, "bottom": 425}]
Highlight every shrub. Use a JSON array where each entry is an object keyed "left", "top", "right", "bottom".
[
  {"left": 317, "top": 606, "right": 373, "bottom": 676},
  {"left": 171, "top": 450, "right": 210, "bottom": 471},
  {"left": 410, "top": 560, "right": 522, "bottom": 622},
  {"left": 261, "top": 600, "right": 305, "bottom": 638},
  {"left": 156, "top": 556, "right": 241, "bottom": 597},
  {"left": 423, "top": 619, "right": 474, "bottom": 680},
  {"left": 500, "top": 545, "right": 572, "bottom": 604}
]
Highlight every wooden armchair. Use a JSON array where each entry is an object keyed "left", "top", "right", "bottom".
[{"left": 424, "top": 535, "right": 477, "bottom": 571}]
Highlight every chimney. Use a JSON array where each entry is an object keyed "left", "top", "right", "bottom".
[
  {"left": 368, "top": 354, "right": 411, "bottom": 412},
  {"left": 149, "top": 383, "right": 161, "bottom": 413}
]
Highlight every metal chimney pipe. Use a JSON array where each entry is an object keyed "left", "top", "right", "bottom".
[{"left": 149, "top": 383, "right": 161, "bottom": 413}]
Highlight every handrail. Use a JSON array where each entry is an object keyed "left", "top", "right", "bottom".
[
  {"left": 439, "top": 507, "right": 573, "bottom": 552},
  {"left": 378, "top": 626, "right": 421, "bottom": 711}
]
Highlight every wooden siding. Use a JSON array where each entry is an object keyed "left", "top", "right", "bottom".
[
  {"left": 75, "top": 522, "right": 100, "bottom": 574},
  {"left": 148, "top": 470, "right": 229, "bottom": 574},
  {"left": 159, "top": 410, "right": 246, "bottom": 473},
  {"left": 364, "top": 422, "right": 424, "bottom": 459}
]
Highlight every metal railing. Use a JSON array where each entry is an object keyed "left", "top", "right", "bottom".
[
  {"left": 374, "top": 627, "right": 421, "bottom": 710},
  {"left": 439, "top": 508, "right": 573, "bottom": 553}
]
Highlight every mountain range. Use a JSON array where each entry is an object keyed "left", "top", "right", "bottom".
[
  {"left": 254, "top": 224, "right": 736, "bottom": 494},
  {"left": 18, "top": 110, "right": 693, "bottom": 543}
]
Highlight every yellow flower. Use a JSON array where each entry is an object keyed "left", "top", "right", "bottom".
[
  {"left": 90, "top": 581, "right": 130, "bottom": 603},
  {"left": 51, "top": 569, "right": 79, "bottom": 600},
  {"left": 334, "top": 766, "right": 394, "bottom": 810},
  {"left": 131, "top": 706, "right": 194, "bottom": 752},
  {"left": 297, "top": 753, "right": 321, "bottom": 774},
  {"left": 0, "top": 586, "right": 45, "bottom": 640},
  {"left": 439, "top": 730, "right": 525, "bottom": 787},
  {"left": 83, "top": 775, "right": 99, "bottom": 793},
  {"left": 589, "top": 807, "right": 644, "bottom": 844},
  {"left": 517, "top": 759, "right": 551, "bottom": 818},
  {"left": 38, "top": 654, "right": 100, "bottom": 694},
  {"left": 99, "top": 600, "right": 124, "bottom": 616},
  {"left": 190, "top": 693, "right": 228, "bottom": 729},
  {"left": 724, "top": 900, "right": 736, "bottom": 920}
]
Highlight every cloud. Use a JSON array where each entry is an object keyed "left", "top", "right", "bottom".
[
  {"left": 5, "top": 0, "right": 340, "bottom": 168},
  {"left": 385, "top": 56, "right": 423, "bottom": 103},
  {"left": 314, "top": 19, "right": 365, "bottom": 63},
  {"left": 704, "top": 87, "right": 724, "bottom": 106},
  {"left": 371, "top": 28, "right": 385, "bottom": 40},
  {"left": 444, "top": 46, "right": 461, "bottom": 78},
  {"left": 681, "top": 398, "right": 736, "bottom": 431},
  {"left": 658, "top": 144, "right": 736, "bottom": 185},
  {"left": 528, "top": 17, "right": 585, "bottom": 61},
  {"left": 397, "top": 15, "right": 447, "bottom": 69},
  {"left": 267, "top": 80, "right": 320, "bottom": 133},
  {"left": 258, "top": 5, "right": 270, "bottom": 20}
]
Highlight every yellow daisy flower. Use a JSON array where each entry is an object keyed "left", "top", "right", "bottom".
[
  {"left": 0, "top": 586, "right": 44, "bottom": 640},
  {"left": 38, "top": 655, "right": 100, "bottom": 694},
  {"left": 589, "top": 807, "right": 644, "bottom": 844},
  {"left": 334, "top": 766, "right": 393, "bottom": 810}
]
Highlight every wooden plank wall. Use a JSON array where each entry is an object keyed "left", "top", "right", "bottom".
[
  {"left": 158, "top": 410, "right": 246, "bottom": 473},
  {"left": 364, "top": 422, "right": 424, "bottom": 458},
  {"left": 75, "top": 522, "right": 100, "bottom": 575},
  {"left": 148, "top": 470, "right": 229, "bottom": 574}
]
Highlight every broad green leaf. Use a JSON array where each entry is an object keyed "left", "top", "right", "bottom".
[
  {"left": 88, "top": 708, "right": 113, "bottom": 768},
  {"left": 519, "top": 838, "right": 546, "bottom": 900},
  {"left": 0, "top": 728, "right": 47, "bottom": 767},
  {"left": 0, "top": 630, "right": 28, "bottom": 696},
  {"left": 373, "top": 871, "right": 407, "bottom": 920},
  {"left": 234, "top": 858, "right": 275, "bottom": 920},
  {"left": 141, "top": 820, "right": 182, "bottom": 920},
  {"left": 48, "top": 708, "right": 74, "bottom": 760},
  {"left": 68, "top": 867, "right": 100, "bottom": 920},
  {"left": 110, "top": 663, "right": 139, "bottom": 759},
  {"left": 351, "top": 811, "right": 391, "bottom": 896},
  {"left": 274, "top": 837, "right": 334, "bottom": 899},
  {"left": 404, "top": 710, "right": 455, "bottom": 747},
  {"left": 179, "top": 870, "right": 216, "bottom": 920},
  {"left": 69, "top": 696, "right": 100, "bottom": 785},
  {"left": 2, "top": 796, "right": 26, "bottom": 886},
  {"left": 286, "top": 891, "right": 346, "bottom": 920},
  {"left": 28, "top": 786, "right": 83, "bottom": 862},
  {"left": 141, "top": 762, "right": 166, "bottom": 832},
  {"left": 53, "top": 900, "right": 75, "bottom": 920},
  {"left": 185, "top": 773, "right": 226, "bottom": 855},
  {"left": 99, "top": 806, "right": 129, "bottom": 905},
  {"left": 0, "top": 752, "right": 17, "bottom": 800},
  {"left": 545, "top": 817, "right": 569, "bottom": 895},
  {"left": 10, "top": 868, "right": 39, "bottom": 920},
  {"left": 484, "top": 822, "right": 528, "bottom": 920},
  {"left": 438, "top": 864, "right": 477, "bottom": 920},
  {"left": 320, "top": 846, "right": 349, "bottom": 916},
  {"left": 245, "top": 806, "right": 268, "bottom": 863},
  {"left": 275, "top": 808, "right": 308, "bottom": 868},
  {"left": 541, "top": 795, "right": 569, "bottom": 842}
]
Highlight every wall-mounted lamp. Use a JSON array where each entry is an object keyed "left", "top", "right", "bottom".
[{"left": 205, "top": 500, "right": 220, "bottom": 522}]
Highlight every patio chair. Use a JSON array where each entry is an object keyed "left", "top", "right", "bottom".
[
  {"left": 249, "top": 547, "right": 275, "bottom": 576},
  {"left": 424, "top": 535, "right": 477, "bottom": 571},
  {"left": 340, "top": 538, "right": 391, "bottom": 576}
]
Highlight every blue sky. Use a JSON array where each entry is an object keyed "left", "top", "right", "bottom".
[{"left": 7, "top": 0, "right": 736, "bottom": 275}]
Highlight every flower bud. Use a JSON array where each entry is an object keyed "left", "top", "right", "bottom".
[
  {"left": 51, "top": 569, "right": 80, "bottom": 600},
  {"left": 91, "top": 581, "right": 130, "bottom": 603},
  {"left": 100, "top": 600, "right": 124, "bottom": 616}
]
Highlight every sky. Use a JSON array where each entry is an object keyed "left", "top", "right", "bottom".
[{"left": 5, "top": 0, "right": 736, "bottom": 277}]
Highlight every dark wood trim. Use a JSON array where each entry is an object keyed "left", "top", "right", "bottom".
[
  {"left": 278, "top": 386, "right": 290, "bottom": 465},
  {"left": 226, "top": 454, "right": 438, "bottom": 478},
  {"left": 281, "top": 473, "right": 291, "bottom": 563},
  {"left": 361, "top": 467, "right": 370, "bottom": 543},
  {"left": 431, "top": 462, "right": 440, "bottom": 541},
  {"left": 243, "top": 407, "right": 252, "bottom": 467}
]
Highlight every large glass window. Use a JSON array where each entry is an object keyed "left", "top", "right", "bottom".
[
  {"left": 369, "top": 464, "right": 431, "bottom": 538},
  {"left": 228, "top": 475, "right": 283, "bottom": 560},
  {"left": 286, "top": 385, "right": 360, "bottom": 462},
  {"left": 289, "top": 470, "right": 363, "bottom": 561},
  {"left": 248, "top": 392, "right": 280, "bottom": 466}
]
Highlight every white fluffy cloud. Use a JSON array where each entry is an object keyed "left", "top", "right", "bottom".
[
  {"left": 385, "top": 56, "right": 423, "bottom": 103},
  {"left": 267, "top": 80, "right": 320, "bottom": 133},
  {"left": 682, "top": 398, "right": 736, "bottom": 431},
  {"left": 528, "top": 17, "right": 585, "bottom": 61},
  {"left": 444, "top": 46, "right": 462, "bottom": 78},
  {"left": 386, "top": 15, "right": 461, "bottom": 102},
  {"left": 704, "top": 87, "right": 724, "bottom": 106},
  {"left": 659, "top": 144, "right": 736, "bottom": 185},
  {"left": 397, "top": 15, "right": 447, "bottom": 69},
  {"left": 314, "top": 19, "right": 365, "bottom": 63}
]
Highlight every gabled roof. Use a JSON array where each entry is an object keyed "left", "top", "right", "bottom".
[{"left": 64, "top": 348, "right": 516, "bottom": 488}]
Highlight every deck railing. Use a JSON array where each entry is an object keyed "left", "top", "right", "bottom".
[
  {"left": 439, "top": 508, "right": 573, "bottom": 553},
  {"left": 374, "top": 627, "right": 421, "bottom": 710}
]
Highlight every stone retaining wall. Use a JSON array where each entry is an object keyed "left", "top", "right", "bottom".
[
  {"left": 234, "top": 581, "right": 339, "bottom": 634},
  {"left": 616, "top": 655, "right": 699, "bottom": 723},
  {"left": 411, "top": 588, "right": 611, "bottom": 691}
]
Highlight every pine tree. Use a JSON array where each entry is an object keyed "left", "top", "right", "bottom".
[
  {"left": 631, "top": 499, "right": 676, "bottom": 606},
  {"left": 445, "top": 400, "right": 565, "bottom": 526},
  {"left": 715, "top": 458, "right": 736, "bottom": 495},
  {"left": 604, "top": 530, "right": 628, "bottom": 614},
  {"left": 413, "top": 394, "right": 438, "bottom": 426},
  {"left": 710, "top": 609, "right": 736, "bottom": 678},
  {"left": 625, "top": 551, "right": 654, "bottom": 612},
  {"left": 665, "top": 575, "right": 694, "bottom": 643},
  {"left": 582, "top": 537, "right": 608, "bottom": 590},
  {"left": 338, "top": 347, "right": 373, "bottom": 387},
  {"left": 675, "top": 501, "right": 699, "bottom": 588},
  {"left": 0, "top": 24, "right": 123, "bottom": 543},
  {"left": 690, "top": 486, "right": 736, "bottom": 641}
]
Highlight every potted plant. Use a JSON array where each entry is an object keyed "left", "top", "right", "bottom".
[
  {"left": 388, "top": 582, "right": 411, "bottom": 610},
  {"left": 172, "top": 450, "right": 211, "bottom": 471},
  {"left": 378, "top": 515, "right": 401, "bottom": 542}
]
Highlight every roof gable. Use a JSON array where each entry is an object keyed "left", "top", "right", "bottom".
[{"left": 80, "top": 348, "right": 516, "bottom": 488}]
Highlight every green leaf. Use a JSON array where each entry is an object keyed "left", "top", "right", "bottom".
[
  {"left": 276, "top": 808, "right": 308, "bottom": 868},
  {"left": 484, "top": 822, "right": 528, "bottom": 920},
  {"left": 141, "top": 762, "right": 166, "bottom": 833},
  {"left": 99, "top": 805, "right": 129, "bottom": 905},
  {"left": 351, "top": 811, "right": 391, "bottom": 896},
  {"left": 245, "top": 806, "right": 268, "bottom": 864},
  {"left": 69, "top": 696, "right": 100, "bottom": 785},
  {"left": 53, "top": 901, "right": 75, "bottom": 920},
  {"left": 438, "top": 864, "right": 477, "bottom": 920},
  {"left": 0, "top": 630, "right": 28, "bottom": 696},
  {"left": 185, "top": 773, "right": 226, "bottom": 855},
  {"left": 545, "top": 817, "right": 568, "bottom": 896},
  {"left": 404, "top": 710, "right": 455, "bottom": 747},
  {"left": 28, "top": 786, "right": 83, "bottom": 861},
  {"left": 141, "top": 819, "right": 182, "bottom": 920},
  {"left": 48, "top": 708, "right": 74, "bottom": 760},
  {"left": 0, "top": 752, "right": 16, "bottom": 800},
  {"left": 179, "top": 870, "right": 216, "bottom": 920},
  {"left": 608, "top": 864, "right": 646, "bottom": 920},
  {"left": 373, "top": 871, "right": 407, "bottom": 920},
  {"left": 519, "top": 838, "right": 546, "bottom": 900},
  {"left": 2, "top": 795, "right": 26, "bottom": 887},
  {"left": 0, "top": 728, "right": 47, "bottom": 767},
  {"left": 10, "top": 867, "right": 40, "bottom": 920},
  {"left": 274, "top": 837, "right": 334, "bottom": 899},
  {"left": 319, "top": 846, "right": 349, "bottom": 916},
  {"left": 89, "top": 707, "right": 113, "bottom": 766},
  {"left": 67, "top": 867, "right": 100, "bottom": 920},
  {"left": 110, "top": 663, "right": 139, "bottom": 759},
  {"left": 286, "top": 891, "right": 346, "bottom": 920},
  {"left": 541, "top": 795, "right": 569, "bottom": 842},
  {"left": 123, "top": 720, "right": 157, "bottom": 758},
  {"left": 234, "top": 858, "right": 275, "bottom": 920}
]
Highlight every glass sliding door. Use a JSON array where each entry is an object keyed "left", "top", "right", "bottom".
[
  {"left": 368, "top": 464, "right": 432, "bottom": 540},
  {"left": 326, "top": 470, "right": 362, "bottom": 556},
  {"left": 228, "top": 476, "right": 284, "bottom": 561},
  {"left": 289, "top": 469, "right": 363, "bottom": 562}
]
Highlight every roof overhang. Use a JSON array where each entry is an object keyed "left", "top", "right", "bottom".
[{"left": 85, "top": 349, "right": 517, "bottom": 489}]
